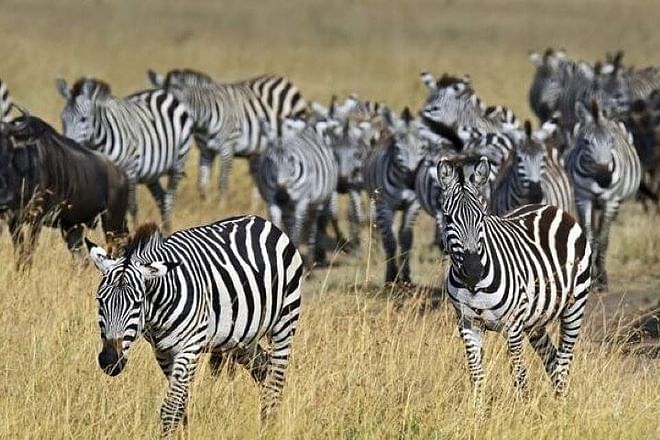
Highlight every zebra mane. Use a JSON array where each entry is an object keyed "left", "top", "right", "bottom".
[
  {"left": 70, "top": 78, "right": 111, "bottom": 99},
  {"left": 436, "top": 74, "right": 471, "bottom": 90},
  {"left": 119, "top": 222, "right": 163, "bottom": 262},
  {"left": 168, "top": 69, "right": 215, "bottom": 87}
]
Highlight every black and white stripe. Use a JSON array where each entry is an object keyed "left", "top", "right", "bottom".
[
  {"left": 254, "top": 119, "right": 338, "bottom": 265},
  {"left": 437, "top": 157, "right": 591, "bottom": 399},
  {"left": 563, "top": 101, "right": 642, "bottom": 290},
  {"left": 148, "top": 69, "right": 307, "bottom": 198},
  {"left": 86, "top": 216, "right": 303, "bottom": 435},
  {"left": 0, "top": 79, "right": 13, "bottom": 122},
  {"left": 362, "top": 108, "right": 427, "bottom": 284},
  {"left": 56, "top": 78, "right": 193, "bottom": 233},
  {"left": 491, "top": 121, "right": 575, "bottom": 215}
]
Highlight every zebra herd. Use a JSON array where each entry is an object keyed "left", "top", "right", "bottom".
[{"left": 0, "top": 47, "right": 658, "bottom": 436}]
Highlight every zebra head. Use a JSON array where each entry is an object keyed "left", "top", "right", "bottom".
[
  {"left": 57, "top": 78, "right": 109, "bottom": 146},
  {"left": 437, "top": 156, "right": 490, "bottom": 291},
  {"left": 511, "top": 121, "right": 545, "bottom": 203},
  {"left": 85, "top": 231, "right": 180, "bottom": 377},
  {"left": 420, "top": 73, "right": 474, "bottom": 126},
  {"left": 330, "top": 119, "right": 370, "bottom": 191},
  {"left": 392, "top": 107, "right": 428, "bottom": 179},
  {"left": 572, "top": 101, "right": 616, "bottom": 188}
]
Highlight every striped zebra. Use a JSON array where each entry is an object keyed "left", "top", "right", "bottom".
[
  {"left": 597, "top": 51, "right": 660, "bottom": 112},
  {"left": 491, "top": 121, "right": 575, "bottom": 215},
  {"left": 56, "top": 77, "right": 193, "bottom": 233},
  {"left": 147, "top": 69, "right": 307, "bottom": 198},
  {"left": 0, "top": 79, "right": 12, "bottom": 122},
  {"left": 564, "top": 101, "right": 642, "bottom": 290},
  {"left": 528, "top": 48, "right": 571, "bottom": 122},
  {"left": 363, "top": 108, "right": 428, "bottom": 284},
  {"left": 437, "top": 156, "right": 591, "bottom": 399},
  {"left": 254, "top": 118, "right": 338, "bottom": 266},
  {"left": 324, "top": 118, "right": 373, "bottom": 251},
  {"left": 626, "top": 90, "right": 660, "bottom": 208},
  {"left": 85, "top": 216, "right": 303, "bottom": 436}
]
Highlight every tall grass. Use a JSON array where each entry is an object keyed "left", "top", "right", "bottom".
[{"left": 0, "top": 0, "right": 659, "bottom": 438}]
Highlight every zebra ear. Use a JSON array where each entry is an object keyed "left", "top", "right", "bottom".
[
  {"left": 436, "top": 159, "right": 457, "bottom": 189},
  {"left": 420, "top": 72, "right": 437, "bottom": 90},
  {"left": 147, "top": 69, "right": 165, "bottom": 87},
  {"left": 137, "top": 261, "right": 180, "bottom": 280},
  {"left": 85, "top": 238, "right": 115, "bottom": 273},
  {"left": 473, "top": 157, "right": 490, "bottom": 188},
  {"left": 529, "top": 52, "right": 542, "bottom": 66},
  {"left": 55, "top": 79, "right": 71, "bottom": 100}
]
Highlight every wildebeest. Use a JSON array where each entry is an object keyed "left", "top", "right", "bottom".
[{"left": 0, "top": 112, "right": 129, "bottom": 268}]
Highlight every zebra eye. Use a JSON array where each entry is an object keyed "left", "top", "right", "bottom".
[{"left": 80, "top": 116, "right": 87, "bottom": 123}]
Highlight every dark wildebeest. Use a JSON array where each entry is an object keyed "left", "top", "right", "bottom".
[{"left": 0, "top": 112, "right": 129, "bottom": 268}]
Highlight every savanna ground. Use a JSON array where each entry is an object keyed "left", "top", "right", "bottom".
[{"left": 1, "top": 0, "right": 659, "bottom": 438}]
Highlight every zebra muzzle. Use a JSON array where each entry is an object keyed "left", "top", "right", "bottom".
[
  {"left": 98, "top": 338, "right": 127, "bottom": 376},
  {"left": 528, "top": 182, "right": 544, "bottom": 204},
  {"left": 594, "top": 167, "right": 612, "bottom": 188},
  {"left": 459, "top": 252, "right": 484, "bottom": 291}
]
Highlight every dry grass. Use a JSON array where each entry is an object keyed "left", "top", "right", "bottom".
[{"left": 0, "top": 0, "right": 659, "bottom": 438}]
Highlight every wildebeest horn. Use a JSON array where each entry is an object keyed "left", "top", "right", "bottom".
[{"left": 11, "top": 103, "right": 30, "bottom": 118}]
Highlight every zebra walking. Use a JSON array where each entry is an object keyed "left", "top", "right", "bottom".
[
  {"left": 56, "top": 78, "right": 193, "bottom": 233},
  {"left": 563, "top": 101, "right": 642, "bottom": 290},
  {"left": 491, "top": 120, "right": 575, "bottom": 215},
  {"left": 254, "top": 118, "right": 338, "bottom": 265},
  {"left": 85, "top": 216, "right": 303, "bottom": 436},
  {"left": 147, "top": 69, "right": 307, "bottom": 198},
  {"left": 363, "top": 108, "right": 428, "bottom": 284},
  {"left": 437, "top": 156, "right": 591, "bottom": 400}
]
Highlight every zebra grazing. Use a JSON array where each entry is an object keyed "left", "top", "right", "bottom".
[
  {"left": 0, "top": 79, "right": 12, "bottom": 122},
  {"left": 564, "top": 101, "right": 642, "bottom": 290},
  {"left": 85, "top": 216, "right": 303, "bottom": 436},
  {"left": 254, "top": 118, "right": 338, "bottom": 266},
  {"left": 363, "top": 108, "right": 428, "bottom": 284},
  {"left": 56, "top": 77, "right": 193, "bottom": 233},
  {"left": 437, "top": 156, "right": 591, "bottom": 399},
  {"left": 491, "top": 120, "right": 575, "bottom": 215},
  {"left": 147, "top": 69, "right": 307, "bottom": 198}
]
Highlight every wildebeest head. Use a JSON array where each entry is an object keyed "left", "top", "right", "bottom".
[
  {"left": 57, "top": 77, "right": 110, "bottom": 146},
  {"left": 0, "top": 116, "right": 36, "bottom": 210}
]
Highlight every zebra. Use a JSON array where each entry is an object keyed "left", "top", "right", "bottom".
[
  {"left": 147, "top": 69, "right": 307, "bottom": 199},
  {"left": 528, "top": 48, "right": 571, "bottom": 122},
  {"left": 56, "top": 77, "right": 193, "bottom": 233},
  {"left": 563, "top": 101, "right": 642, "bottom": 290},
  {"left": 85, "top": 216, "right": 304, "bottom": 436},
  {"left": 362, "top": 108, "right": 429, "bottom": 284},
  {"left": 254, "top": 118, "right": 338, "bottom": 266},
  {"left": 491, "top": 120, "right": 575, "bottom": 215},
  {"left": 0, "top": 79, "right": 12, "bottom": 122},
  {"left": 324, "top": 118, "right": 373, "bottom": 251},
  {"left": 436, "top": 156, "right": 591, "bottom": 400}
]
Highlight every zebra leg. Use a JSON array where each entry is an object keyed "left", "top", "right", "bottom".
[
  {"left": 593, "top": 201, "right": 620, "bottom": 291},
  {"left": 553, "top": 289, "right": 589, "bottom": 397},
  {"left": 217, "top": 142, "right": 234, "bottom": 198},
  {"left": 197, "top": 145, "right": 217, "bottom": 200},
  {"left": 505, "top": 320, "right": 528, "bottom": 391},
  {"left": 291, "top": 201, "right": 309, "bottom": 249},
  {"left": 526, "top": 327, "right": 558, "bottom": 380},
  {"left": 209, "top": 351, "right": 238, "bottom": 379},
  {"left": 233, "top": 344, "right": 271, "bottom": 384},
  {"left": 268, "top": 203, "right": 284, "bottom": 232},
  {"left": 261, "top": 304, "right": 299, "bottom": 423},
  {"left": 458, "top": 318, "right": 486, "bottom": 403},
  {"left": 162, "top": 171, "right": 185, "bottom": 235},
  {"left": 347, "top": 189, "right": 364, "bottom": 249},
  {"left": 398, "top": 200, "right": 420, "bottom": 285},
  {"left": 127, "top": 179, "right": 139, "bottom": 227},
  {"left": 575, "top": 199, "right": 595, "bottom": 276},
  {"left": 159, "top": 354, "right": 200, "bottom": 437},
  {"left": 307, "top": 205, "right": 328, "bottom": 266},
  {"left": 327, "top": 192, "right": 349, "bottom": 249},
  {"left": 374, "top": 203, "right": 398, "bottom": 283}
]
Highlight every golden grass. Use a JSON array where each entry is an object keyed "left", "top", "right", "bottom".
[{"left": 1, "top": 0, "right": 659, "bottom": 438}]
